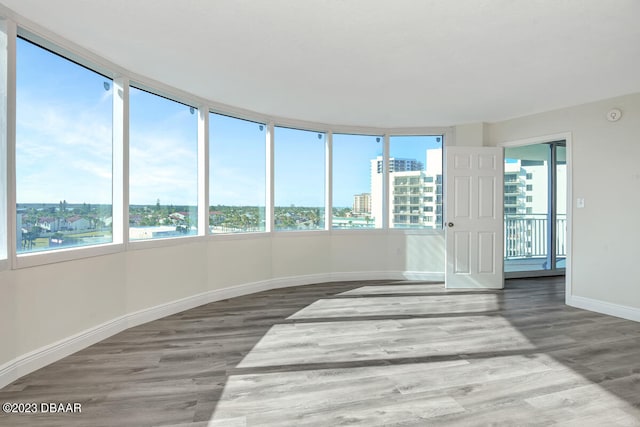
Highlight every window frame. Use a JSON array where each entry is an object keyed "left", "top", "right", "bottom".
[
  {"left": 387, "top": 133, "right": 445, "bottom": 230},
  {"left": 13, "top": 32, "right": 118, "bottom": 265},
  {"left": 273, "top": 125, "right": 327, "bottom": 232},
  {"left": 127, "top": 84, "right": 200, "bottom": 244},
  {"left": 208, "top": 112, "right": 267, "bottom": 235},
  {"left": 0, "top": 17, "right": 12, "bottom": 271},
  {"left": 1, "top": 15, "right": 453, "bottom": 270},
  {"left": 330, "top": 132, "right": 383, "bottom": 230}
]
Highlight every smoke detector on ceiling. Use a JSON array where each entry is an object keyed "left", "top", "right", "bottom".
[{"left": 606, "top": 108, "right": 622, "bottom": 122}]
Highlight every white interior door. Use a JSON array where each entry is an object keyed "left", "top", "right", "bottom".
[{"left": 445, "top": 147, "right": 504, "bottom": 289}]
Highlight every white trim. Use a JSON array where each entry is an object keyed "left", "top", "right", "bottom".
[
  {"left": 568, "top": 295, "right": 640, "bottom": 323},
  {"left": 0, "top": 6, "right": 455, "bottom": 270},
  {"left": 497, "top": 132, "right": 571, "bottom": 148},
  {"left": 266, "top": 122, "right": 274, "bottom": 233},
  {"left": 9, "top": 221, "right": 444, "bottom": 268},
  {"left": 330, "top": 271, "right": 444, "bottom": 282},
  {"left": 325, "top": 131, "right": 332, "bottom": 230},
  {"left": 14, "top": 243, "right": 124, "bottom": 269},
  {"left": 0, "top": 270, "right": 445, "bottom": 389},
  {"left": 112, "top": 77, "right": 128, "bottom": 247},
  {"left": 0, "top": 18, "right": 9, "bottom": 263},
  {"left": 126, "top": 234, "right": 209, "bottom": 251},
  {"left": 5, "top": 18, "right": 16, "bottom": 269},
  {"left": 271, "top": 229, "right": 330, "bottom": 238},
  {"left": 398, "top": 271, "right": 445, "bottom": 281},
  {"left": 208, "top": 231, "right": 272, "bottom": 241},
  {"left": 565, "top": 135, "right": 573, "bottom": 301},
  {"left": 329, "top": 228, "right": 387, "bottom": 236},
  {"left": 329, "top": 271, "right": 400, "bottom": 282},
  {"left": 0, "top": 312, "right": 128, "bottom": 389},
  {"left": 382, "top": 134, "right": 390, "bottom": 229},
  {"left": 198, "top": 105, "right": 210, "bottom": 236}
]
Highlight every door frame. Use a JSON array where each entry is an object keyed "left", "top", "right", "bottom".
[{"left": 498, "top": 132, "right": 573, "bottom": 302}]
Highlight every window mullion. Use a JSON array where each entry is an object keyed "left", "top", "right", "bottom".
[
  {"left": 113, "top": 76, "right": 128, "bottom": 247},
  {"left": 2, "top": 18, "right": 16, "bottom": 266},
  {"left": 198, "top": 106, "right": 209, "bottom": 236},
  {"left": 382, "top": 134, "right": 390, "bottom": 229},
  {"left": 325, "top": 131, "right": 332, "bottom": 230},
  {"left": 266, "top": 122, "right": 275, "bottom": 233}
]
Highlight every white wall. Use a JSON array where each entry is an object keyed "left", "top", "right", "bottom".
[
  {"left": 453, "top": 123, "right": 488, "bottom": 146},
  {"left": 488, "top": 92, "right": 640, "bottom": 315},
  {"left": 4, "top": 92, "right": 640, "bottom": 388},
  {"left": 0, "top": 270, "right": 15, "bottom": 370},
  {"left": 0, "top": 230, "right": 445, "bottom": 387},
  {"left": 3, "top": 92, "right": 639, "bottom": 389}
]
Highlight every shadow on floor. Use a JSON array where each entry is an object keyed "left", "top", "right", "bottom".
[{"left": 1, "top": 277, "right": 639, "bottom": 426}]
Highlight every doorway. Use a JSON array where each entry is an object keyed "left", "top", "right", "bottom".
[{"left": 503, "top": 141, "right": 567, "bottom": 278}]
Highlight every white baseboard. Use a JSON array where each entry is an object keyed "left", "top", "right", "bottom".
[
  {"left": 399, "top": 271, "right": 445, "bottom": 282},
  {"left": 567, "top": 295, "right": 640, "bottom": 323},
  {"left": 328, "top": 271, "right": 444, "bottom": 282},
  {"left": 123, "top": 275, "right": 327, "bottom": 330},
  {"left": 0, "top": 316, "right": 129, "bottom": 390},
  {"left": 0, "top": 271, "right": 442, "bottom": 389}
]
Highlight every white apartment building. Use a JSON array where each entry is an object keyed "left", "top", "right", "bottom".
[
  {"left": 504, "top": 157, "right": 567, "bottom": 259},
  {"left": 504, "top": 159, "right": 567, "bottom": 217},
  {"left": 352, "top": 193, "right": 371, "bottom": 215},
  {"left": 370, "top": 149, "right": 443, "bottom": 228}
]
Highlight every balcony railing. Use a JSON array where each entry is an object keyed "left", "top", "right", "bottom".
[{"left": 504, "top": 214, "right": 567, "bottom": 259}]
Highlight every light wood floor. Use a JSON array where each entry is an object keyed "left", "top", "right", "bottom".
[{"left": 1, "top": 277, "right": 640, "bottom": 426}]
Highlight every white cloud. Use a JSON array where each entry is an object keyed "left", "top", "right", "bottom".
[
  {"left": 129, "top": 130, "right": 198, "bottom": 206},
  {"left": 16, "top": 96, "right": 113, "bottom": 204}
]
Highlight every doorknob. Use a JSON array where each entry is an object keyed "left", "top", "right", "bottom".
[{"left": 447, "top": 222, "right": 454, "bottom": 227}]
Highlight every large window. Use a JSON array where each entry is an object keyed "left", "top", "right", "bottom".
[
  {"left": 274, "top": 127, "right": 325, "bottom": 231},
  {"left": 209, "top": 113, "right": 266, "bottom": 233},
  {"left": 129, "top": 87, "right": 198, "bottom": 240},
  {"left": 7, "top": 24, "right": 454, "bottom": 262},
  {"left": 387, "top": 135, "right": 443, "bottom": 229},
  {"left": 15, "top": 38, "right": 113, "bottom": 253},
  {"left": 332, "top": 134, "right": 382, "bottom": 229}
]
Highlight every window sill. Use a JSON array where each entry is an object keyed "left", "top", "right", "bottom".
[{"left": 14, "top": 243, "right": 124, "bottom": 269}]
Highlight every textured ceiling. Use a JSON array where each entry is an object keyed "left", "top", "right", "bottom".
[{"left": 1, "top": 0, "right": 640, "bottom": 127}]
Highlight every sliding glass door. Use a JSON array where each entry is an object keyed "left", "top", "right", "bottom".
[{"left": 504, "top": 141, "right": 566, "bottom": 276}]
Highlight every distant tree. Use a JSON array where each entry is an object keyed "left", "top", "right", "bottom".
[{"left": 22, "top": 226, "right": 41, "bottom": 250}]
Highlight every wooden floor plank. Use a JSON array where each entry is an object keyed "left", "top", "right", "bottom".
[{"left": 1, "top": 277, "right": 639, "bottom": 426}]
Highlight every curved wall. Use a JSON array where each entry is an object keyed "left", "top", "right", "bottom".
[
  {"left": 3, "top": 3, "right": 640, "bottom": 391},
  {"left": 0, "top": 6, "right": 447, "bottom": 387},
  {"left": 0, "top": 230, "right": 445, "bottom": 387}
]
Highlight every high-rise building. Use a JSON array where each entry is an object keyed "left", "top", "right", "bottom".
[
  {"left": 352, "top": 193, "right": 371, "bottom": 215},
  {"left": 374, "top": 158, "right": 424, "bottom": 174},
  {"left": 370, "top": 149, "right": 443, "bottom": 229},
  {"left": 503, "top": 158, "right": 567, "bottom": 259}
]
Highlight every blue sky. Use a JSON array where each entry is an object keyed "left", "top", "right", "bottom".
[
  {"left": 332, "top": 133, "right": 382, "bottom": 207},
  {"left": 129, "top": 87, "right": 198, "bottom": 206},
  {"left": 16, "top": 37, "right": 442, "bottom": 208},
  {"left": 210, "top": 113, "right": 266, "bottom": 206},
  {"left": 274, "top": 126, "right": 326, "bottom": 207},
  {"left": 16, "top": 37, "right": 113, "bottom": 205}
]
